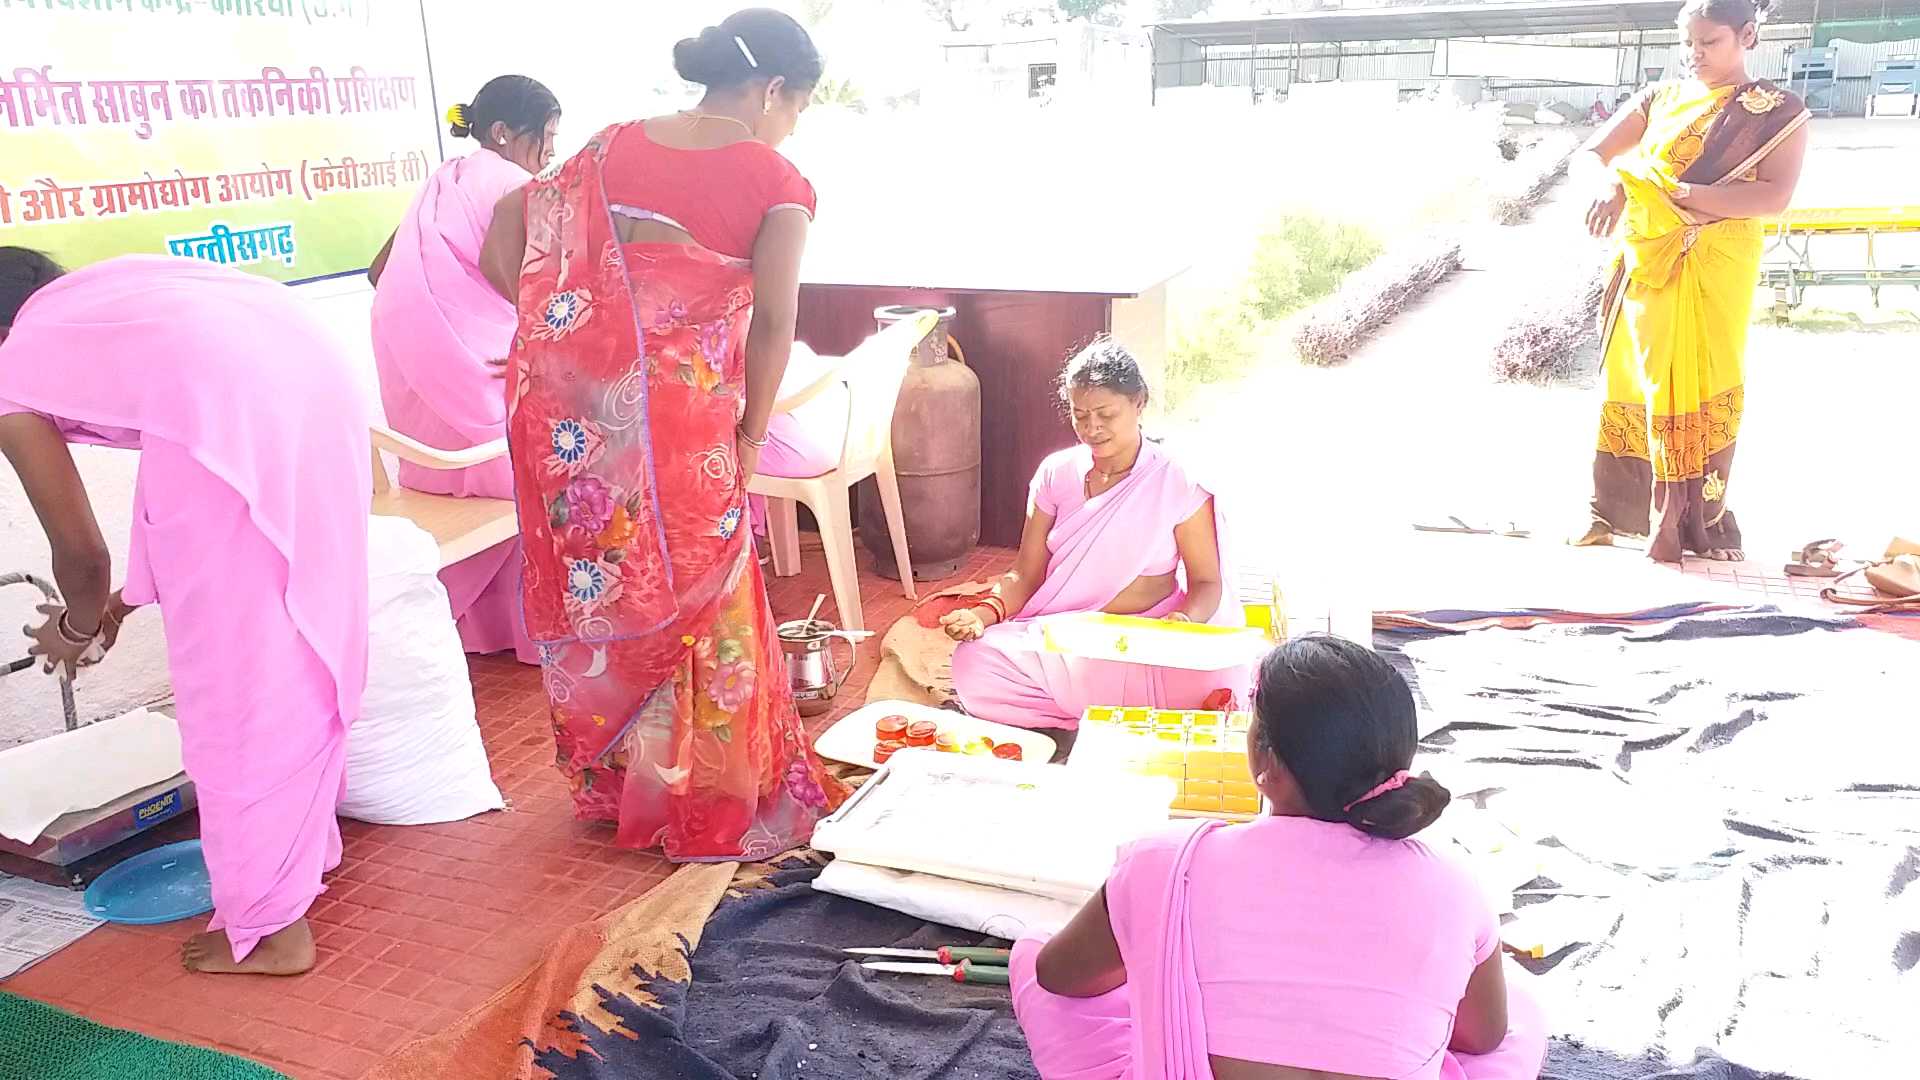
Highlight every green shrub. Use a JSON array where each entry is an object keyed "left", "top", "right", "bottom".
[
  {"left": 1247, "top": 212, "right": 1382, "bottom": 320},
  {"left": 1164, "top": 303, "right": 1257, "bottom": 414}
]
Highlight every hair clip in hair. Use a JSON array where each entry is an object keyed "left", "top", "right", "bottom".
[
  {"left": 734, "top": 35, "right": 759, "bottom": 70},
  {"left": 1343, "top": 770, "right": 1412, "bottom": 812},
  {"left": 446, "top": 103, "right": 468, "bottom": 128}
]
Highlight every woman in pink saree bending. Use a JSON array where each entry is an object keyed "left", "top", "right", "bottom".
[
  {"left": 0, "top": 251, "right": 370, "bottom": 976},
  {"left": 1012, "top": 637, "right": 1547, "bottom": 1080},
  {"left": 945, "top": 339, "right": 1247, "bottom": 734},
  {"left": 369, "top": 75, "right": 559, "bottom": 663}
]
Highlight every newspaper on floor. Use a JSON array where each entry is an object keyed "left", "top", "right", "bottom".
[{"left": 0, "top": 873, "right": 104, "bottom": 980}]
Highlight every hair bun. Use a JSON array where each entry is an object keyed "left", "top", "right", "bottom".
[
  {"left": 673, "top": 25, "right": 741, "bottom": 87},
  {"left": 1345, "top": 772, "right": 1451, "bottom": 840},
  {"left": 446, "top": 103, "right": 472, "bottom": 139}
]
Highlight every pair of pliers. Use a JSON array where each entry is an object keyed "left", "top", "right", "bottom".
[{"left": 846, "top": 946, "right": 1013, "bottom": 985}]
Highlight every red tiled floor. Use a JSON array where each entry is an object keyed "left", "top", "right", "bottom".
[{"left": 3, "top": 531, "right": 1005, "bottom": 1080}]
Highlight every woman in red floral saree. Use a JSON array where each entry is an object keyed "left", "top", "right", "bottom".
[{"left": 483, "top": 10, "right": 845, "bottom": 860}]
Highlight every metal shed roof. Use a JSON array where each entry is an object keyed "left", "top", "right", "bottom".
[{"left": 1150, "top": 0, "right": 1899, "bottom": 47}]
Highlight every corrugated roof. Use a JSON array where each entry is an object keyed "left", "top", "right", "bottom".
[{"left": 1150, "top": 0, "right": 1897, "bottom": 47}]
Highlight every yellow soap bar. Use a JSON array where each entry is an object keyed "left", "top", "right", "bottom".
[
  {"left": 1223, "top": 795, "right": 1262, "bottom": 815},
  {"left": 1085, "top": 706, "right": 1115, "bottom": 724},
  {"left": 1226, "top": 712, "right": 1252, "bottom": 732},
  {"left": 1224, "top": 780, "right": 1260, "bottom": 799},
  {"left": 1184, "top": 758, "right": 1218, "bottom": 780},
  {"left": 1190, "top": 730, "right": 1218, "bottom": 748},
  {"left": 1122, "top": 707, "right": 1152, "bottom": 725},
  {"left": 1188, "top": 710, "right": 1221, "bottom": 729}
]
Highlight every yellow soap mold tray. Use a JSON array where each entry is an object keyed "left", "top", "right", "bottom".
[{"left": 1075, "top": 706, "right": 1262, "bottom": 821}]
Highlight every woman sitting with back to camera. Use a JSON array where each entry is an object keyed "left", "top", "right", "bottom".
[
  {"left": 943, "top": 338, "right": 1247, "bottom": 734},
  {"left": 1011, "top": 636, "right": 1547, "bottom": 1080},
  {"left": 368, "top": 75, "right": 561, "bottom": 663}
]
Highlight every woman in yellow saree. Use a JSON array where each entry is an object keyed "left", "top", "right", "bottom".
[{"left": 1573, "top": 0, "right": 1809, "bottom": 564}]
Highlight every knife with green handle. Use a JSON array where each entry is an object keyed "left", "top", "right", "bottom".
[
  {"left": 846, "top": 946, "right": 1013, "bottom": 965},
  {"left": 862, "top": 960, "right": 1012, "bottom": 985}
]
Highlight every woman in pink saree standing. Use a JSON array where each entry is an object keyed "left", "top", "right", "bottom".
[
  {"left": 1012, "top": 637, "right": 1547, "bottom": 1080},
  {"left": 945, "top": 339, "right": 1247, "bottom": 735},
  {"left": 369, "top": 75, "right": 559, "bottom": 662},
  {"left": 0, "top": 251, "right": 370, "bottom": 976}
]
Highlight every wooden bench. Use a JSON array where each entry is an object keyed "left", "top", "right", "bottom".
[{"left": 369, "top": 426, "right": 517, "bottom": 568}]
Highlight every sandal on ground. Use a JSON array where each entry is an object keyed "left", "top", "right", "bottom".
[
  {"left": 1416, "top": 516, "right": 1532, "bottom": 539},
  {"left": 1784, "top": 538, "right": 1846, "bottom": 578}
]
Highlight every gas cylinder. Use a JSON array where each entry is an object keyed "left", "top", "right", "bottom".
[{"left": 860, "top": 305, "right": 980, "bottom": 580}]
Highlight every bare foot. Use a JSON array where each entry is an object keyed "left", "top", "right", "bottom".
[
  {"left": 181, "top": 918, "right": 315, "bottom": 976},
  {"left": 1570, "top": 522, "right": 1614, "bottom": 547},
  {"left": 1704, "top": 548, "right": 1745, "bottom": 562}
]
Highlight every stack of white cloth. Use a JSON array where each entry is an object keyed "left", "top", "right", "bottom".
[{"left": 809, "top": 751, "right": 1174, "bottom": 938}]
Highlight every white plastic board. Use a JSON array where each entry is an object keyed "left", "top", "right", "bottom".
[{"left": 811, "top": 752, "right": 1174, "bottom": 903}]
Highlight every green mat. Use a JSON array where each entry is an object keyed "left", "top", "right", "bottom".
[{"left": 0, "top": 992, "right": 287, "bottom": 1080}]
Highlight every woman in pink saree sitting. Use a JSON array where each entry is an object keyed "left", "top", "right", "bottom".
[
  {"left": 0, "top": 251, "right": 370, "bottom": 976},
  {"left": 1011, "top": 637, "right": 1547, "bottom": 1080},
  {"left": 945, "top": 339, "right": 1245, "bottom": 733},
  {"left": 369, "top": 75, "right": 559, "bottom": 663}
]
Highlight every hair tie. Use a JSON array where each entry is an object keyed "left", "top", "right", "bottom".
[
  {"left": 734, "top": 35, "right": 759, "bottom": 70},
  {"left": 446, "top": 103, "right": 468, "bottom": 128},
  {"left": 1344, "top": 770, "right": 1412, "bottom": 812}
]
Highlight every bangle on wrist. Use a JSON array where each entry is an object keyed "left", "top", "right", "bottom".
[
  {"left": 57, "top": 612, "right": 100, "bottom": 646},
  {"left": 736, "top": 424, "right": 769, "bottom": 449}
]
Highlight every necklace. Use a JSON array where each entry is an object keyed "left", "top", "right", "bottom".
[
  {"left": 680, "top": 110, "right": 758, "bottom": 140},
  {"left": 1086, "top": 444, "right": 1141, "bottom": 491}
]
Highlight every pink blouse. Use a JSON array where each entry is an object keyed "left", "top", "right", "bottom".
[
  {"left": 1107, "top": 816, "right": 1498, "bottom": 1075},
  {"left": 1028, "top": 443, "right": 1205, "bottom": 578}
]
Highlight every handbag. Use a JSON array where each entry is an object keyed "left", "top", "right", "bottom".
[{"left": 1822, "top": 538, "right": 1920, "bottom": 612}]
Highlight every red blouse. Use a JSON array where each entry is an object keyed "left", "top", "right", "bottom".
[{"left": 601, "top": 122, "right": 817, "bottom": 261}]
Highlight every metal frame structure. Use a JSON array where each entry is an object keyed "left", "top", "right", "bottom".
[
  {"left": 1760, "top": 207, "right": 1920, "bottom": 322},
  {"left": 1149, "top": 0, "right": 1898, "bottom": 103}
]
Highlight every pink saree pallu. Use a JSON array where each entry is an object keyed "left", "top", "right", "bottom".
[
  {"left": 1010, "top": 819, "right": 1549, "bottom": 1080},
  {"left": 952, "top": 441, "right": 1249, "bottom": 731},
  {"left": 506, "top": 126, "right": 847, "bottom": 860},
  {"left": 372, "top": 149, "right": 536, "bottom": 662},
  {"left": 0, "top": 256, "right": 370, "bottom": 960}
]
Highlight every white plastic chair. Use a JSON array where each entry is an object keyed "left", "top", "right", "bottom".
[
  {"left": 368, "top": 426, "right": 516, "bottom": 569},
  {"left": 749, "top": 311, "right": 938, "bottom": 631}
]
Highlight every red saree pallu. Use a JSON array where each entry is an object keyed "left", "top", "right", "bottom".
[{"left": 506, "top": 126, "right": 847, "bottom": 860}]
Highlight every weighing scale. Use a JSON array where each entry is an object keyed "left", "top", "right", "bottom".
[{"left": 0, "top": 572, "right": 197, "bottom": 888}]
